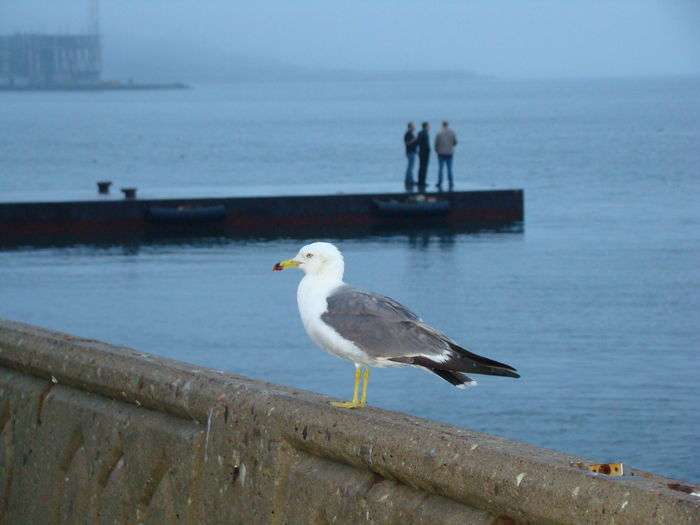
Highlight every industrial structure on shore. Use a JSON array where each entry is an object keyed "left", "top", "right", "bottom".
[
  {"left": 0, "top": 0, "right": 185, "bottom": 91},
  {"left": 0, "top": 33, "right": 101, "bottom": 88},
  {"left": 0, "top": 1, "right": 101, "bottom": 88}
]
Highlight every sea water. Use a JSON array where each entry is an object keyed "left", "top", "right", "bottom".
[{"left": 1, "top": 77, "right": 698, "bottom": 482}]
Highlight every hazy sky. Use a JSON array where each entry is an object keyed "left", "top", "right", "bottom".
[{"left": 2, "top": 1, "right": 699, "bottom": 80}]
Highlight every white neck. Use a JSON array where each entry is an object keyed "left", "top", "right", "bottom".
[
  {"left": 299, "top": 270, "right": 343, "bottom": 295},
  {"left": 297, "top": 271, "right": 344, "bottom": 323},
  {"left": 296, "top": 260, "right": 345, "bottom": 319}
]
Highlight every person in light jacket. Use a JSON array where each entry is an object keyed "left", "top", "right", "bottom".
[{"left": 434, "top": 121, "right": 457, "bottom": 190}]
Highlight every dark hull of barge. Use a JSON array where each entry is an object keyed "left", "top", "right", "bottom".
[{"left": 0, "top": 189, "right": 523, "bottom": 248}]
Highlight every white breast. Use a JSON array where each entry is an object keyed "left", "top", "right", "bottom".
[{"left": 297, "top": 276, "right": 367, "bottom": 364}]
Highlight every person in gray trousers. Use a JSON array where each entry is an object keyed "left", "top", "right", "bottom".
[{"left": 434, "top": 121, "right": 458, "bottom": 190}]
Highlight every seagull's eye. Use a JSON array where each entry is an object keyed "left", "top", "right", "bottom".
[{"left": 305, "top": 253, "right": 314, "bottom": 259}]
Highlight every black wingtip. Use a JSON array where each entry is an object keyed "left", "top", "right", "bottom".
[
  {"left": 448, "top": 343, "right": 520, "bottom": 378},
  {"left": 429, "top": 368, "right": 475, "bottom": 387}
]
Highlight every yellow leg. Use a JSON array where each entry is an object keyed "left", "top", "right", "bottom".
[
  {"left": 360, "top": 368, "right": 370, "bottom": 406},
  {"left": 331, "top": 367, "right": 364, "bottom": 409}
]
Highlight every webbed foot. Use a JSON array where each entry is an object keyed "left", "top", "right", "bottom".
[{"left": 330, "top": 400, "right": 365, "bottom": 409}]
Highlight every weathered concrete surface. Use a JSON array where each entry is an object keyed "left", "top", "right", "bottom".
[{"left": 0, "top": 319, "right": 697, "bottom": 524}]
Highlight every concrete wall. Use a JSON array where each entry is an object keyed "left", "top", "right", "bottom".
[{"left": 0, "top": 319, "right": 697, "bottom": 524}]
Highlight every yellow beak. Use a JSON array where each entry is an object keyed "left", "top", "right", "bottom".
[{"left": 273, "top": 259, "right": 300, "bottom": 271}]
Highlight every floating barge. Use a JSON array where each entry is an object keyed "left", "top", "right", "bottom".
[{"left": 0, "top": 184, "right": 524, "bottom": 247}]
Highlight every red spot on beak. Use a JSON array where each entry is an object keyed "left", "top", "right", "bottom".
[{"left": 273, "top": 263, "right": 283, "bottom": 272}]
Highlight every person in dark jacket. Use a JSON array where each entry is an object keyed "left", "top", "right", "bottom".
[
  {"left": 416, "top": 121, "right": 431, "bottom": 190},
  {"left": 403, "top": 122, "right": 418, "bottom": 189}
]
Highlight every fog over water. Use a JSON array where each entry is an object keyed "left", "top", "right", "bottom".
[{"left": 1, "top": 1, "right": 699, "bottom": 81}]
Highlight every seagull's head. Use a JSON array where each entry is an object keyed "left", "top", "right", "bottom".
[{"left": 273, "top": 241, "right": 344, "bottom": 279}]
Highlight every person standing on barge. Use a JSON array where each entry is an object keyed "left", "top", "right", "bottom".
[
  {"left": 434, "top": 120, "right": 458, "bottom": 190},
  {"left": 403, "top": 122, "right": 418, "bottom": 189},
  {"left": 416, "top": 121, "right": 431, "bottom": 191}
]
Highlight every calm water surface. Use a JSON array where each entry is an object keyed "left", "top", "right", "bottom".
[{"left": 1, "top": 78, "right": 698, "bottom": 482}]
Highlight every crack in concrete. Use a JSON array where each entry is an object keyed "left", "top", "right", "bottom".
[
  {"left": 97, "top": 440, "right": 124, "bottom": 489},
  {"left": 0, "top": 399, "right": 14, "bottom": 521},
  {"left": 35, "top": 381, "right": 54, "bottom": 426},
  {"left": 138, "top": 451, "right": 169, "bottom": 510},
  {"left": 59, "top": 427, "right": 84, "bottom": 474},
  {"left": 51, "top": 427, "right": 85, "bottom": 523}
]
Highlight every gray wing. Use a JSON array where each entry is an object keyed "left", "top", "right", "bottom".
[
  {"left": 320, "top": 285, "right": 453, "bottom": 361},
  {"left": 321, "top": 285, "right": 520, "bottom": 378}
]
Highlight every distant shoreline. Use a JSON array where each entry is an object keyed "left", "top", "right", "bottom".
[{"left": 0, "top": 81, "right": 189, "bottom": 92}]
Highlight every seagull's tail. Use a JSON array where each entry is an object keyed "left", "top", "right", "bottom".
[
  {"left": 447, "top": 343, "right": 520, "bottom": 379},
  {"left": 389, "top": 355, "right": 478, "bottom": 388},
  {"left": 389, "top": 347, "right": 519, "bottom": 388}
]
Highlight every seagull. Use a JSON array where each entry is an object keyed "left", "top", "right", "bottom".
[{"left": 273, "top": 242, "right": 519, "bottom": 409}]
